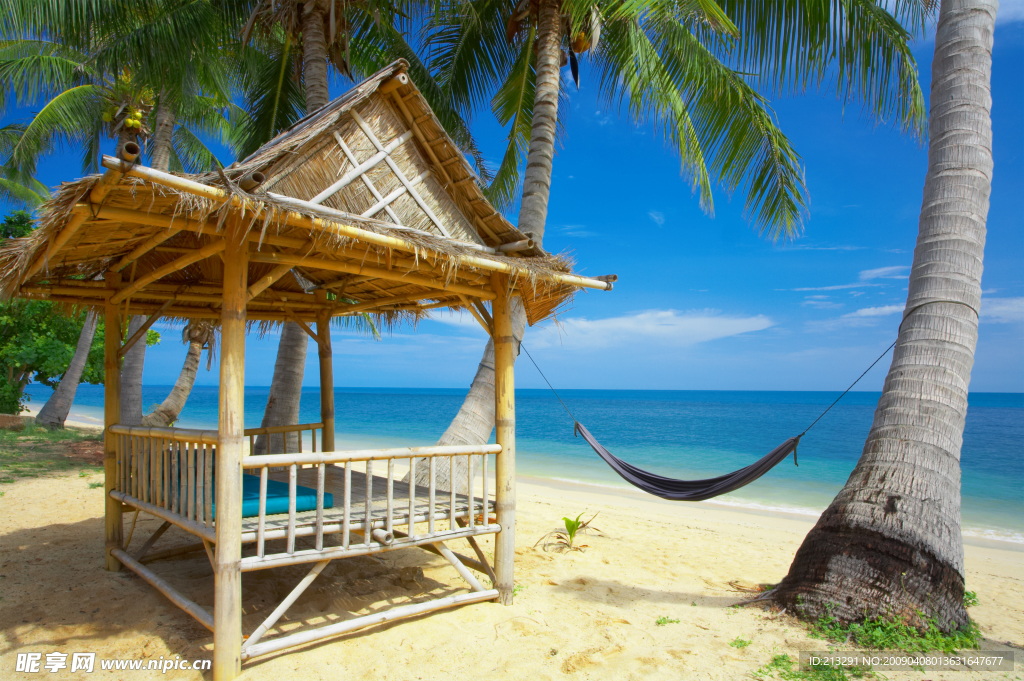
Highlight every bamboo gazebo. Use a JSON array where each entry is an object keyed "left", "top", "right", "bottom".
[{"left": 0, "top": 61, "right": 613, "bottom": 679}]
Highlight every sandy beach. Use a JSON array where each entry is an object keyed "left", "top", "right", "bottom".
[{"left": 1, "top": 418, "right": 1021, "bottom": 681}]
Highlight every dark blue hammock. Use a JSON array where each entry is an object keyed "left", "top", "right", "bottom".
[
  {"left": 573, "top": 422, "right": 800, "bottom": 502},
  {"left": 517, "top": 335, "right": 897, "bottom": 503}
]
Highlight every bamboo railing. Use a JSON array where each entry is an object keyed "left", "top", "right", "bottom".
[
  {"left": 109, "top": 425, "right": 219, "bottom": 541},
  {"left": 239, "top": 444, "right": 501, "bottom": 571},
  {"left": 244, "top": 422, "right": 323, "bottom": 456}
]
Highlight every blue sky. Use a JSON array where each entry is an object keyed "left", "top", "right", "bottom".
[{"left": 7, "top": 15, "right": 1023, "bottom": 393}]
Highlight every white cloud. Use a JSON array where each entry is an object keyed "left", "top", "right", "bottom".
[
  {"left": 803, "top": 295, "right": 843, "bottom": 309},
  {"left": 648, "top": 211, "right": 665, "bottom": 226},
  {"left": 981, "top": 297, "right": 1024, "bottom": 323},
  {"left": 842, "top": 305, "right": 903, "bottom": 318},
  {"left": 530, "top": 309, "right": 773, "bottom": 350},
  {"left": 859, "top": 266, "right": 909, "bottom": 280},
  {"left": 792, "top": 282, "right": 881, "bottom": 291}
]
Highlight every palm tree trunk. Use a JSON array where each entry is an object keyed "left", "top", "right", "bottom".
[
  {"left": 120, "top": 315, "right": 147, "bottom": 426},
  {"left": 302, "top": 2, "right": 330, "bottom": 111},
  {"left": 150, "top": 97, "right": 175, "bottom": 172},
  {"left": 254, "top": 322, "right": 309, "bottom": 454},
  {"left": 255, "top": 3, "right": 330, "bottom": 450},
  {"left": 36, "top": 311, "right": 98, "bottom": 429},
  {"left": 772, "top": 0, "right": 996, "bottom": 631},
  {"left": 142, "top": 339, "right": 203, "bottom": 427},
  {"left": 515, "top": 0, "right": 562, "bottom": 246},
  {"left": 415, "top": 0, "right": 563, "bottom": 490}
]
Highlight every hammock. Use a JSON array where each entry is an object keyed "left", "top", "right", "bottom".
[
  {"left": 516, "top": 335, "right": 898, "bottom": 504},
  {"left": 574, "top": 422, "right": 800, "bottom": 502}
]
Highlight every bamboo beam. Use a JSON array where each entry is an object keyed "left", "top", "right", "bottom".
[
  {"left": 242, "top": 559, "right": 332, "bottom": 652},
  {"left": 266, "top": 189, "right": 497, "bottom": 254},
  {"left": 360, "top": 170, "right": 430, "bottom": 218},
  {"left": 332, "top": 131, "right": 402, "bottom": 225},
  {"left": 349, "top": 110, "right": 451, "bottom": 237},
  {"left": 118, "top": 299, "right": 173, "bottom": 358},
  {"left": 109, "top": 240, "right": 227, "bottom": 305},
  {"left": 112, "top": 227, "right": 184, "bottom": 272},
  {"left": 315, "top": 291, "right": 335, "bottom": 453},
  {"left": 23, "top": 213, "right": 89, "bottom": 282},
  {"left": 104, "top": 272, "right": 123, "bottom": 572},
  {"left": 22, "top": 143, "right": 140, "bottom": 282},
  {"left": 240, "top": 590, "right": 498, "bottom": 661},
  {"left": 248, "top": 251, "right": 496, "bottom": 300},
  {"left": 287, "top": 312, "right": 319, "bottom": 344},
  {"left": 111, "top": 491, "right": 217, "bottom": 542},
  {"left": 111, "top": 549, "right": 214, "bottom": 632},
  {"left": 386, "top": 88, "right": 506, "bottom": 245},
  {"left": 458, "top": 295, "right": 493, "bottom": 336},
  {"left": 310, "top": 130, "right": 414, "bottom": 204},
  {"left": 214, "top": 217, "right": 247, "bottom": 680},
  {"left": 339, "top": 290, "right": 435, "bottom": 314},
  {"left": 377, "top": 73, "right": 408, "bottom": 95},
  {"left": 247, "top": 263, "right": 293, "bottom": 302},
  {"left": 96, "top": 157, "right": 614, "bottom": 291},
  {"left": 139, "top": 541, "right": 206, "bottom": 564},
  {"left": 492, "top": 273, "right": 516, "bottom": 605}
]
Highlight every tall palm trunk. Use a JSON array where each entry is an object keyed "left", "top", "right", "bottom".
[
  {"left": 416, "top": 0, "right": 563, "bottom": 490},
  {"left": 254, "top": 323, "right": 309, "bottom": 453},
  {"left": 112, "top": 111, "right": 151, "bottom": 427},
  {"left": 142, "top": 339, "right": 202, "bottom": 427},
  {"left": 150, "top": 96, "right": 175, "bottom": 173},
  {"left": 143, "top": 322, "right": 212, "bottom": 427},
  {"left": 301, "top": 2, "right": 330, "bottom": 111},
  {"left": 36, "top": 311, "right": 98, "bottom": 429},
  {"left": 120, "top": 315, "right": 147, "bottom": 425},
  {"left": 256, "top": 1, "right": 329, "bottom": 449},
  {"left": 772, "top": 0, "right": 996, "bottom": 630}
]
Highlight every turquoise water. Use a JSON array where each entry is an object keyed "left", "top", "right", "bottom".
[{"left": 24, "top": 385, "right": 1024, "bottom": 543}]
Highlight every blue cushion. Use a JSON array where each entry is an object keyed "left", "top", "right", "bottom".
[{"left": 236, "top": 474, "right": 333, "bottom": 518}]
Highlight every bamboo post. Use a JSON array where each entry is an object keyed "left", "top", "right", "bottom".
[
  {"left": 315, "top": 292, "right": 335, "bottom": 452},
  {"left": 213, "top": 217, "right": 247, "bottom": 681},
  {"left": 492, "top": 273, "right": 516, "bottom": 605},
  {"left": 104, "top": 271, "right": 123, "bottom": 571}
]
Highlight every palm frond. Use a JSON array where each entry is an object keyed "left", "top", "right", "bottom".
[
  {"left": 709, "top": 0, "right": 927, "bottom": 134},
  {"left": 593, "top": 14, "right": 805, "bottom": 237},
  {"left": 486, "top": 25, "right": 535, "bottom": 211}
]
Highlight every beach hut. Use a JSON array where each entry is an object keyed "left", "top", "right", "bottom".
[{"left": 0, "top": 61, "right": 613, "bottom": 679}]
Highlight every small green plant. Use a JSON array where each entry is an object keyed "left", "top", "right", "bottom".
[
  {"left": 88, "top": 481, "right": 104, "bottom": 489},
  {"left": 730, "top": 637, "right": 752, "bottom": 648},
  {"left": 655, "top": 616, "right": 680, "bottom": 626},
  {"left": 534, "top": 512, "right": 602, "bottom": 552},
  {"left": 513, "top": 583, "right": 526, "bottom": 597},
  {"left": 753, "top": 653, "right": 874, "bottom": 680},
  {"left": 963, "top": 591, "right": 979, "bottom": 608},
  {"left": 810, "top": 604, "right": 981, "bottom": 653}
]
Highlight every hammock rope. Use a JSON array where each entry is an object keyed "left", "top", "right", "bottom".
[{"left": 515, "top": 336, "right": 897, "bottom": 502}]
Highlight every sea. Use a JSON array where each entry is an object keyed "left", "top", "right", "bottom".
[{"left": 23, "top": 384, "right": 1024, "bottom": 545}]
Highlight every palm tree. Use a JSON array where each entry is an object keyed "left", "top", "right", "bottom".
[
  {"left": 142, "top": 321, "right": 216, "bottom": 427},
  {"left": 771, "top": 0, "right": 997, "bottom": 629},
  {"left": 35, "top": 311, "right": 98, "bottom": 428},
  {"left": 2, "top": 0, "right": 236, "bottom": 426},
  {"left": 423, "top": 0, "right": 929, "bottom": 463},
  {"left": 237, "top": 0, "right": 487, "bottom": 451}
]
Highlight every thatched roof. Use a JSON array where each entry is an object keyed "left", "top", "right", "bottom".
[{"left": 0, "top": 61, "right": 612, "bottom": 328}]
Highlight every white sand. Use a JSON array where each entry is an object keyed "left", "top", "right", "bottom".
[{"left": 1, "top": 457, "right": 1020, "bottom": 680}]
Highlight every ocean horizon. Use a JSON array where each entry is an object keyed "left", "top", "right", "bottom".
[{"left": 24, "top": 384, "right": 1024, "bottom": 545}]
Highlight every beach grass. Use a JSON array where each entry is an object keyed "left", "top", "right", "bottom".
[
  {"left": 809, "top": 605, "right": 982, "bottom": 654},
  {"left": 754, "top": 654, "right": 875, "bottom": 680},
  {"left": 0, "top": 423, "right": 102, "bottom": 484}
]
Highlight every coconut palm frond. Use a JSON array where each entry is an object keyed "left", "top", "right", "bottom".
[{"left": 710, "top": 0, "right": 927, "bottom": 135}]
